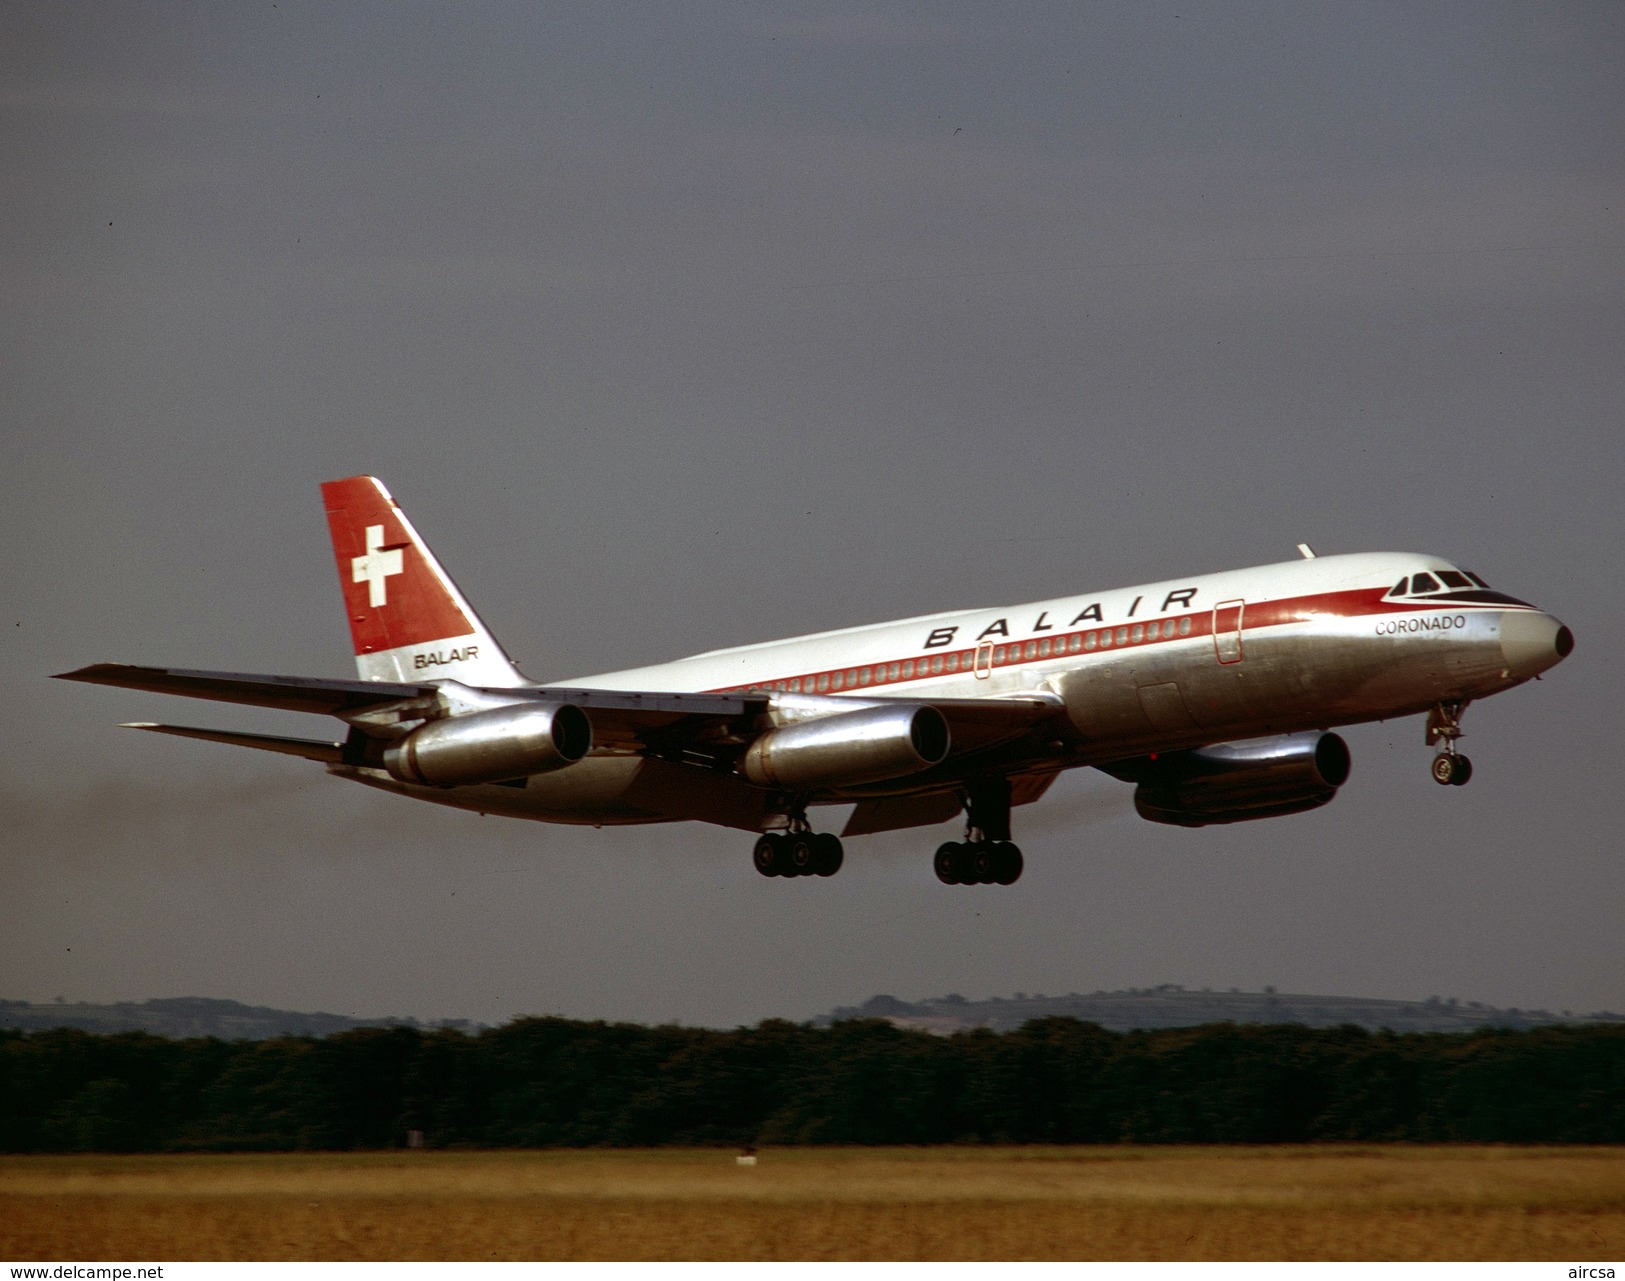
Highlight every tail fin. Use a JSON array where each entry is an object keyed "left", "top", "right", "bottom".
[{"left": 321, "top": 475, "right": 530, "bottom": 687}]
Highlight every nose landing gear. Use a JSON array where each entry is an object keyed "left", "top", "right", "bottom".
[{"left": 1427, "top": 700, "right": 1474, "bottom": 786}]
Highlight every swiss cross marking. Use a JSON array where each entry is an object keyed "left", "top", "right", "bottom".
[{"left": 352, "top": 524, "right": 404, "bottom": 607}]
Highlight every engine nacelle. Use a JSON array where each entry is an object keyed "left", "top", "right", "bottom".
[
  {"left": 1123, "top": 731, "right": 1351, "bottom": 827},
  {"left": 383, "top": 701, "right": 591, "bottom": 788},
  {"left": 741, "top": 704, "right": 950, "bottom": 791}
]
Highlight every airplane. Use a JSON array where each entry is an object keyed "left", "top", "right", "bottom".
[{"left": 58, "top": 475, "right": 1574, "bottom": 886}]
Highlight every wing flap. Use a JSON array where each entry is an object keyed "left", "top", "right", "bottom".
[
  {"left": 923, "top": 695, "right": 1064, "bottom": 753},
  {"left": 528, "top": 689, "right": 772, "bottom": 753},
  {"left": 842, "top": 792, "right": 961, "bottom": 836}
]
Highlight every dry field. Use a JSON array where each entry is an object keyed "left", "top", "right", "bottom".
[{"left": 3, "top": 1146, "right": 1623, "bottom": 1261}]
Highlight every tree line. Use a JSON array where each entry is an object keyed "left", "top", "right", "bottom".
[{"left": 2, "top": 1017, "right": 1620, "bottom": 1152}]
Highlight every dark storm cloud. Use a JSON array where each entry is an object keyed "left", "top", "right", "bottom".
[{"left": 3, "top": 1, "right": 1620, "bottom": 1027}]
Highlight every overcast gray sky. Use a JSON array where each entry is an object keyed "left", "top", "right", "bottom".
[{"left": 4, "top": 2, "right": 1622, "bottom": 1028}]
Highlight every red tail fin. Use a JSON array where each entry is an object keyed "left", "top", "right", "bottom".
[{"left": 321, "top": 476, "right": 528, "bottom": 687}]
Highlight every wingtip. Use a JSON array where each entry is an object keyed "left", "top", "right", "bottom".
[{"left": 55, "top": 663, "right": 142, "bottom": 684}]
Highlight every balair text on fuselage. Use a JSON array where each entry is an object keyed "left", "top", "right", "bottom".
[{"left": 923, "top": 588, "right": 1201, "bottom": 650}]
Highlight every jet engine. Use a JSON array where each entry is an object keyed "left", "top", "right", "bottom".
[
  {"left": 383, "top": 701, "right": 591, "bottom": 788},
  {"left": 741, "top": 704, "right": 950, "bottom": 790},
  {"left": 1110, "top": 730, "right": 1351, "bottom": 827}
]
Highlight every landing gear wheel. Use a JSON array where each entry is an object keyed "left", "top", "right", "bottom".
[
  {"left": 990, "top": 842, "right": 1024, "bottom": 885},
  {"left": 1432, "top": 754, "right": 1472, "bottom": 786},
  {"left": 934, "top": 842, "right": 963, "bottom": 885},
  {"left": 786, "top": 833, "right": 820, "bottom": 877},
  {"left": 812, "top": 833, "right": 844, "bottom": 877},
  {"left": 753, "top": 833, "right": 788, "bottom": 877},
  {"left": 968, "top": 844, "right": 998, "bottom": 885}
]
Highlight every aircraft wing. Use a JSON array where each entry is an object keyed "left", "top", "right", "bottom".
[
  {"left": 57, "top": 662, "right": 765, "bottom": 716},
  {"left": 59, "top": 664, "right": 1058, "bottom": 763},
  {"left": 56, "top": 664, "right": 436, "bottom": 716}
]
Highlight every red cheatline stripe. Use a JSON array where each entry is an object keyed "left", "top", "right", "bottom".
[{"left": 706, "top": 586, "right": 1527, "bottom": 697}]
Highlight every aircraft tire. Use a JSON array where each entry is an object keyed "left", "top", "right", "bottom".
[
  {"left": 934, "top": 842, "right": 963, "bottom": 885},
  {"left": 1432, "top": 754, "right": 1470, "bottom": 786},
  {"left": 786, "top": 834, "right": 820, "bottom": 877},
  {"left": 813, "top": 833, "right": 844, "bottom": 877},
  {"left": 969, "top": 843, "right": 998, "bottom": 885},
  {"left": 991, "top": 842, "right": 1023, "bottom": 885},
  {"left": 753, "top": 833, "right": 788, "bottom": 877}
]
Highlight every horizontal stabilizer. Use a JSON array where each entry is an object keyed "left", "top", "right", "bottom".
[{"left": 122, "top": 722, "right": 345, "bottom": 763}]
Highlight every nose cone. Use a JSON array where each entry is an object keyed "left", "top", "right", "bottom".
[{"left": 1500, "top": 611, "right": 1573, "bottom": 680}]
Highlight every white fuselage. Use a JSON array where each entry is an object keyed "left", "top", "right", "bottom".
[{"left": 333, "top": 551, "right": 1569, "bottom": 831}]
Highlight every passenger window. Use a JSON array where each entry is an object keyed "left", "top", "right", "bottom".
[
  {"left": 1038, "top": 639, "right": 1051, "bottom": 658},
  {"left": 900, "top": 661, "right": 914, "bottom": 679},
  {"left": 1411, "top": 572, "right": 1441, "bottom": 594},
  {"left": 888, "top": 662, "right": 901, "bottom": 681},
  {"left": 817, "top": 673, "right": 830, "bottom": 692},
  {"left": 788, "top": 678, "right": 801, "bottom": 692},
  {"left": 944, "top": 653, "right": 958, "bottom": 673},
  {"left": 830, "top": 671, "right": 844, "bottom": 691},
  {"left": 993, "top": 646, "right": 1006, "bottom": 664},
  {"left": 1116, "top": 627, "right": 1129, "bottom": 645},
  {"left": 1178, "top": 617, "right": 1192, "bottom": 636},
  {"left": 1069, "top": 633, "right": 1082, "bottom": 653},
  {"left": 1438, "top": 571, "right": 1470, "bottom": 589},
  {"left": 1130, "top": 624, "right": 1144, "bottom": 643},
  {"left": 1099, "top": 630, "right": 1113, "bottom": 648},
  {"left": 931, "top": 655, "right": 944, "bottom": 675},
  {"left": 1083, "top": 633, "right": 1097, "bottom": 651}
]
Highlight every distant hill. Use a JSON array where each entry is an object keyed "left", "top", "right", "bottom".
[
  {"left": 821, "top": 987, "right": 1625, "bottom": 1035},
  {"left": 0, "top": 997, "right": 479, "bottom": 1040},
  {"left": 7, "top": 988, "right": 1621, "bottom": 1041}
]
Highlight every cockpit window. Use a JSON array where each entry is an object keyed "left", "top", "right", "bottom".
[
  {"left": 1410, "top": 572, "right": 1441, "bottom": 594},
  {"left": 1437, "top": 570, "right": 1471, "bottom": 589},
  {"left": 1464, "top": 570, "right": 1489, "bottom": 588},
  {"left": 1391, "top": 577, "right": 1409, "bottom": 596}
]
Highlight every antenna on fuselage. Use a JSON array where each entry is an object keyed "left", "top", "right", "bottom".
[{"left": 1296, "top": 543, "right": 1318, "bottom": 559}]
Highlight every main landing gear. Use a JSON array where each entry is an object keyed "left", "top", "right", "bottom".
[
  {"left": 753, "top": 828, "right": 844, "bottom": 878},
  {"left": 751, "top": 777, "right": 1027, "bottom": 886},
  {"left": 935, "top": 777, "right": 1024, "bottom": 886},
  {"left": 1427, "top": 700, "right": 1473, "bottom": 787},
  {"left": 934, "top": 839, "right": 1023, "bottom": 886}
]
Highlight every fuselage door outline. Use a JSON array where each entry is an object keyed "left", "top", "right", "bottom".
[{"left": 1214, "top": 599, "right": 1245, "bottom": 665}]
